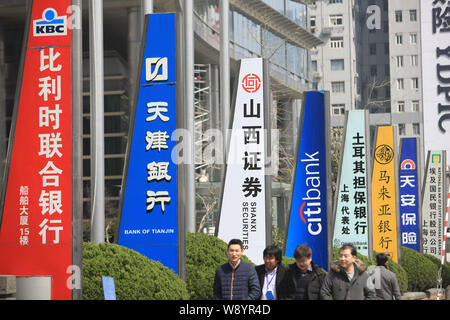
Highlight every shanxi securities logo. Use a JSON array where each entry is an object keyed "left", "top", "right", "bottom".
[{"left": 242, "top": 73, "right": 261, "bottom": 93}]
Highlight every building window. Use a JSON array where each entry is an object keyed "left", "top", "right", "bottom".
[
  {"left": 396, "top": 55, "right": 404, "bottom": 67},
  {"left": 411, "top": 55, "right": 418, "bottom": 67},
  {"left": 412, "top": 100, "right": 420, "bottom": 112},
  {"left": 330, "top": 36, "right": 344, "bottom": 48},
  {"left": 311, "top": 60, "right": 317, "bottom": 71},
  {"left": 397, "top": 78, "right": 404, "bottom": 90},
  {"left": 370, "top": 43, "right": 377, "bottom": 55},
  {"left": 412, "top": 77, "right": 419, "bottom": 89},
  {"left": 331, "top": 59, "right": 345, "bottom": 71},
  {"left": 332, "top": 104, "right": 345, "bottom": 115},
  {"left": 398, "top": 101, "right": 405, "bottom": 112},
  {"left": 413, "top": 123, "right": 420, "bottom": 134},
  {"left": 398, "top": 123, "right": 406, "bottom": 136},
  {"left": 329, "top": 0, "right": 343, "bottom": 3},
  {"left": 395, "top": 10, "right": 403, "bottom": 22},
  {"left": 331, "top": 81, "right": 345, "bottom": 93},
  {"left": 310, "top": 16, "right": 316, "bottom": 33},
  {"left": 370, "top": 65, "right": 377, "bottom": 77},
  {"left": 385, "top": 64, "right": 390, "bottom": 77},
  {"left": 395, "top": 33, "right": 403, "bottom": 45},
  {"left": 329, "top": 14, "right": 343, "bottom": 26},
  {"left": 410, "top": 9, "right": 417, "bottom": 22},
  {"left": 410, "top": 33, "right": 417, "bottom": 44}
]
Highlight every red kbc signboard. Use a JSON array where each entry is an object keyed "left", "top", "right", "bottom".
[{"left": 0, "top": 0, "right": 72, "bottom": 299}]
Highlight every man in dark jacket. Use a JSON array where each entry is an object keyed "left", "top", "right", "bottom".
[
  {"left": 371, "top": 253, "right": 402, "bottom": 300},
  {"left": 213, "top": 239, "right": 260, "bottom": 300},
  {"left": 255, "top": 245, "right": 292, "bottom": 300},
  {"left": 284, "top": 244, "right": 326, "bottom": 300},
  {"left": 320, "top": 243, "right": 376, "bottom": 300}
]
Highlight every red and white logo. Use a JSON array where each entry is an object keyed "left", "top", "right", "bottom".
[{"left": 242, "top": 73, "right": 261, "bottom": 93}]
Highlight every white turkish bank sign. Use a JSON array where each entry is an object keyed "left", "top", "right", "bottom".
[
  {"left": 332, "top": 110, "right": 370, "bottom": 257},
  {"left": 421, "top": 1, "right": 450, "bottom": 165},
  {"left": 217, "top": 58, "right": 268, "bottom": 264}
]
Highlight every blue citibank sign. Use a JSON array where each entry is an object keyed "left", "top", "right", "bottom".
[
  {"left": 117, "top": 13, "right": 178, "bottom": 273},
  {"left": 284, "top": 92, "right": 330, "bottom": 271}
]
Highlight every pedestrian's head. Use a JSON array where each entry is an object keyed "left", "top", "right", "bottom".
[
  {"left": 294, "top": 244, "right": 312, "bottom": 272},
  {"left": 376, "top": 253, "right": 389, "bottom": 266},
  {"left": 339, "top": 243, "right": 356, "bottom": 270},
  {"left": 227, "top": 239, "right": 244, "bottom": 264},
  {"left": 263, "top": 245, "right": 282, "bottom": 272}
]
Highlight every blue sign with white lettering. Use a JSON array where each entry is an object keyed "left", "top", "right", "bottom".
[
  {"left": 118, "top": 13, "right": 178, "bottom": 273},
  {"left": 398, "top": 137, "right": 420, "bottom": 252},
  {"left": 285, "top": 92, "right": 329, "bottom": 270}
]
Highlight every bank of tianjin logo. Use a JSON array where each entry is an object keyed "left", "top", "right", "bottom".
[
  {"left": 242, "top": 73, "right": 261, "bottom": 93},
  {"left": 33, "top": 8, "right": 67, "bottom": 37},
  {"left": 146, "top": 57, "right": 168, "bottom": 82}
]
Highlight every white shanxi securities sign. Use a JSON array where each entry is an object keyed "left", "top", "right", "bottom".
[{"left": 217, "top": 58, "right": 268, "bottom": 264}]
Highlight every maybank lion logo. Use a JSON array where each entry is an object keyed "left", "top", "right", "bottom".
[{"left": 375, "top": 144, "right": 394, "bottom": 165}]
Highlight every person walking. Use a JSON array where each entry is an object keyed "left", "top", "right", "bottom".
[
  {"left": 255, "top": 245, "right": 292, "bottom": 300},
  {"left": 320, "top": 243, "right": 376, "bottom": 300},
  {"left": 371, "top": 253, "right": 402, "bottom": 300},
  {"left": 284, "top": 244, "right": 326, "bottom": 300},
  {"left": 213, "top": 239, "right": 260, "bottom": 300}
]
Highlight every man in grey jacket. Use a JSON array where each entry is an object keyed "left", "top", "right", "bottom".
[
  {"left": 320, "top": 243, "right": 376, "bottom": 300},
  {"left": 370, "top": 253, "right": 402, "bottom": 300}
]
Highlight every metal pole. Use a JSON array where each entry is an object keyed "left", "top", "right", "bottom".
[
  {"left": 89, "top": 0, "right": 105, "bottom": 244},
  {"left": 220, "top": 0, "right": 230, "bottom": 158},
  {"left": 128, "top": 7, "right": 140, "bottom": 110},
  {"left": 184, "top": 0, "right": 196, "bottom": 233},
  {"left": 71, "top": 0, "right": 83, "bottom": 300},
  {"left": 142, "top": 0, "right": 153, "bottom": 14}
]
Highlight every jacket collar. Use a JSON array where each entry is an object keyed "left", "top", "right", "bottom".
[{"left": 330, "top": 259, "right": 367, "bottom": 275}]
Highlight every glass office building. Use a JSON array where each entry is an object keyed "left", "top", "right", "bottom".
[{"left": 0, "top": 0, "right": 321, "bottom": 240}]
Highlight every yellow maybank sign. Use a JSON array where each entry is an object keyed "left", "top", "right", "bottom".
[{"left": 371, "top": 126, "right": 399, "bottom": 262}]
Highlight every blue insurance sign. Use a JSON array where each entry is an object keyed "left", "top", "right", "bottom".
[
  {"left": 398, "top": 137, "right": 420, "bottom": 252},
  {"left": 118, "top": 13, "right": 178, "bottom": 273},
  {"left": 285, "top": 92, "right": 329, "bottom": 270}
]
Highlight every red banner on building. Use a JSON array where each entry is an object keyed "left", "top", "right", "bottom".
[{"left": 0, "top": 0, "right": 72, "bottom": 299}]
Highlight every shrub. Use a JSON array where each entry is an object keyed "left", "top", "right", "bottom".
[
  {"left": 423, "top": 254, "right": 450, "bottom": 288},
  {"left": 82, "top": 242, "right": 189, "bottom": 300},
  {"left": 401, "top": 246, "right": 439, "bottom": 292},
  {"left": 185, "top": 232, "right": 254, "bottom": 300}
]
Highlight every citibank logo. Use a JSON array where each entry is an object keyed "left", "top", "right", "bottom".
[
  {"left": 33, "top": 8, "right": 67, "bottom": 37},
  {"left": 400, "top": 159, "right": 416, "bottom": 170},
  {"left": 242, "top": 73, "right": 261, "bottom": 93},
  {"left": 299, "top": 151, "right": 322, "bottom": 236}
]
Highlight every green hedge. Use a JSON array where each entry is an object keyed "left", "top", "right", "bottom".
[
  {"left": 423, "top": 254, "right": 450, "bottom": 288},
  {"left": 400, "top": 246, "right": 439, "bottom": 292},
  {"left": 82, "top": 242, "right": 189, "bottom": 300},
  {"left": 185, "top": 232, "right": 254, "bottom": 300}
]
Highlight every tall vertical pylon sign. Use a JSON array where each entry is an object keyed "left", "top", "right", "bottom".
[
  {"left": 421, "top": 151, "right": 446, "bottom": 259},
  {"left": 0, "top": 1, "right": 73, "bottom": 299},
  {"left": 117, "top": 13, "right": 179, "bottom": 273},
  {"left": 217, "top": 58, "right": 271, "bottom": 265},
  {"left": 398, "top": 137, "right": 420, "bottom": 252},
  {"left": 332, "top": 110, "right": 371, "bottom": 258},
  {"left": 284, "top": 91, "right": 331, "bottom": 270},
  {"left": 371, "top": 126, "right": 400, "bottom": 263}
]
